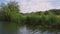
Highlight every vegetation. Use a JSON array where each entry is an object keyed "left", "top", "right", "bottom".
[{"left": 0, "top": 1, "right": 60, "bottom": 33}]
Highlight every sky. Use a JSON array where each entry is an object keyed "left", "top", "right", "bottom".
[{"left": 0, "top": 0, "right": 60, "bottom": 13}]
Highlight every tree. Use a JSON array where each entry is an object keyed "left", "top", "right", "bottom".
[{"left": 0, "top": 1, "right": 20, "bottom": 23}]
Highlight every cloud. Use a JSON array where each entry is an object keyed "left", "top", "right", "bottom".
[
  {"left": 19, "top": 0, "right": 54, "bottom": 13},
  {"left": 55, "top": 2, "right": 60, "bottom": 9},
  {"left": 3, "top": 0, "right": 60, "bottom": 13}
]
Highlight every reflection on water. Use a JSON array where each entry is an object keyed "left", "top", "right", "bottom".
[
  {"left": 0, "top": 22, "right": 3, "bottom": 34},
  {"left": 1, "top": 22, "right": 60, "bottom": 34},
  {"left": 17, "top": 26, "right": 60, "bottom": 34}
]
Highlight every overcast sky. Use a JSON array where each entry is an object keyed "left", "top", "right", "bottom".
[{"left": 0, "top": 0, "right": 60, "bottom": 13}]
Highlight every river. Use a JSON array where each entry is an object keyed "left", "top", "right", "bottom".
[
  {"left": 17, "top": 25, "right": 60, "bottom": 34},
  {"left": 0, "top": 22, "right": 60, "bottom": 34}
]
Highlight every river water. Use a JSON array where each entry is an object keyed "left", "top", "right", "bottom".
[
  {"left": 0, "top": 22, "right": 60, "bottom": 34},
  {"left": 17, "top": 25, "right": 60, "bottom": 34},
  {"left": 0, "top": 22, "right": 3, "bottom": 34}
]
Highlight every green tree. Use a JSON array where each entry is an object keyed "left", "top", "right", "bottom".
[{"left": 0, "top": 1, "right": 20, "bottom": 23}]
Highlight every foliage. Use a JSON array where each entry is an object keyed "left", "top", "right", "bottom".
[{"left": 0, "top": 1, "right": 60, "bottom": 32}]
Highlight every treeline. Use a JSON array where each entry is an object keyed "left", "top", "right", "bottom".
[
  {"left": 30, "top": 9, "right": 60, "bottom": 15},
  {"left": 0, "top": 1, "right": 60, "bottom": 31}
]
